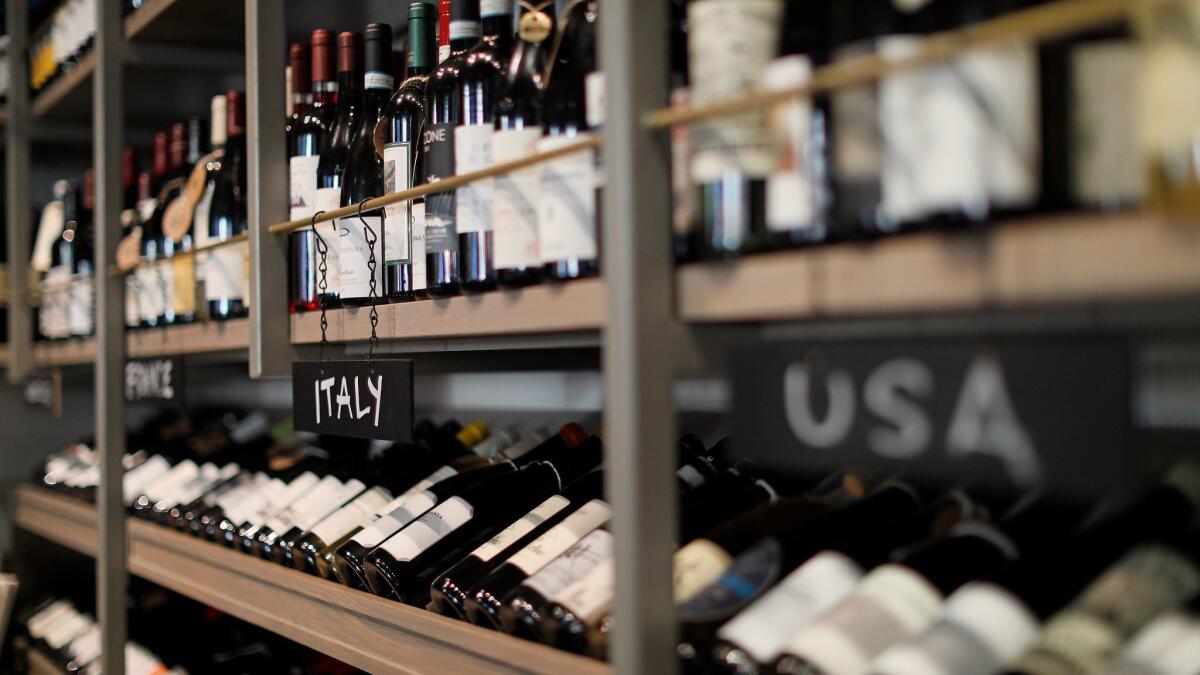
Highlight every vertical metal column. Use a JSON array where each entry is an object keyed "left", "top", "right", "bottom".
[
  {"left": 246, "top": 0, "right": 294, "bottom": 379},
  {"left": 599, "top": 0, "right": 677, "bottom": 673},
  {"left": 5, "top": 0, "right": 32, "bottom": 383},
  {"left": 93, "top": 0, "right": 126, "bottom": 672}
]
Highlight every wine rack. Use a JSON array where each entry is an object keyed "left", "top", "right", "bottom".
[{"left": 30, "top": 318, "right": 251, "bottom": 368}]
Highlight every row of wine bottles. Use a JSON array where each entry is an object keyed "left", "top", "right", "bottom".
[
  {"left": 29, "top": 0, "right": 95, "bottom": 94},
  {"left": 21, "top": 599, "right": 173, "bottom": 675},
  {"left": 285, "top": 0, "right": 601, "bottom": 312},
  {"left": 33, "top": 90, "right": 250, "bottom": 340}
]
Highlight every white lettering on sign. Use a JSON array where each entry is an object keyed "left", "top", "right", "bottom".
[
  {"left": 125, "top": 360, "right": 175, "bottom": 401},
  {"left": 313, "top": 374, "right": 384, "bottom": 428}
]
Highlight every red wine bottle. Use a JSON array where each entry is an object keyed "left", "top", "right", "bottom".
[{"left": 205, "top": 90, "right": 249, "bottom": 320}]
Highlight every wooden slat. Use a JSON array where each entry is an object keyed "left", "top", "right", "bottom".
[
  {"left": 13, "top": 487, "right": 609, "bottom": 675},
  {"left": 291, "top": 278, "right": 607, "bottom": 345},
  {"left": 126, "top": 318, "right": 249, "bottom": 358},
  {"left": 13, "top": 485, "right": 98, "bottom": 556},
  {"left": 26, "top": 646, "right": 63, "bottom": 675},
  {"left": 33, "top": 337, "right": 97, "bottom": 367}
]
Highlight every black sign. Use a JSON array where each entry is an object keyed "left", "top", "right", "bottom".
[
  {"left": 293, "top": 359, "right": 414, "bottom": 441},
  {"left": 731, "top": 338, "right": 1131, "bottom": 500},
  {"left": 24, "top": 376, "right": 57, "bottom": 412},
  {"left": 126, "top": 357, "right": 183, "bottom": 403}
]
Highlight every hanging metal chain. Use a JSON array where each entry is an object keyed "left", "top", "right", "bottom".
[
  {"left": 310, "top": 211, "right": 329, "bottom": 371},
  {"left": 357, "top": 200, "right": 381, "bottom": 369}
]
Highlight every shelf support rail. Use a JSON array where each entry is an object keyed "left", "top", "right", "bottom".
[{"left": 5, "top": 0, "right": 32, "bottom": 383}]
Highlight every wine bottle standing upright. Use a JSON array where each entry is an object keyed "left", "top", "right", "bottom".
[
  {"left": 492, "top": 1, "right": 554, "bottom": 288},
  {"left": 538, "top": 0, "right": 601, "bottom": 281},
  {"left": 289, "top": 29, "right": 337, "bottom": 313},
  {"left": 206, "top": 90, "right": 249, "bottom": 321},
  {"left": 137, "top": 133, "right": 168, "bottom": 329},
  {"left": 314, "top": 31, "right": 364, "bottom": 308},
  {"left": 161, "top": 119, "right": 199, "bottom": 326},
  {"left": 69, "top": 170, "right": 95, "bottom": 338},
  {"left": 157, "top": 122, "right": 191, "bottom": 326},
  {"left": 286, "top": 40, "right": 317, "bottom": 314},
  {"left": 285, "top": 43, "right": 312, "bottom": 141},
  {"left": 122, "top": 147, "right": 142, "bottom": 330},
  {"left": 423, "top": 0, "right": 480, "bottom": 297},
  {"left": 383, "top": 2, "right": 436, "bottom": 302},
  {"left": 192, "top": 95, "right": 227, "bottom": 320},
  {"left": 337, "top": 23, "right": 392, "bottom": 307},
  {"left": 454, "top": 0, "right": 512, "bottom": 292}
]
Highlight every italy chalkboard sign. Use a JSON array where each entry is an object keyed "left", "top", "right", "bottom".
[
  {"left": 731, "top": 338, "right": 1131, "bottom": 500},
  {"left": 125, "top": 357, "right": 183, "bottom": 403},
  {"left": 293, "top": 359, "right": 414, "bottom": 442}
]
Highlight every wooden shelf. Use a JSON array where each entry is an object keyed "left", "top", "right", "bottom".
[
  {"left": 32, "top": 318, "right": 249, "bottom": 367},
  {"left": 14, "top": 486, "right": 97, "bottom": 557},
  {"left": 15, "top": 486, "right": 609, "bottom": 675},
  {"left": 31, "top": 51, "right": 96, "bottom": 120},
  {"left": 123, "top": 0, "right": 245, "bottom": 45},
  {"left": 25, "top": 645, "right": 63, "bottom": 675},
  {"left": 679, "top": 213, "right": 1200, "bottom": 323},
  {"left": 291, "top": 278, "right": 607, "bottom": 346}
]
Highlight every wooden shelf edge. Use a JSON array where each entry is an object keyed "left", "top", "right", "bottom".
[
  {"left": 123, "top": 0, "right": 177, "bottom": 40},
  {"left": 31, "top": 319, "right": 251, "bottom": 366},
  {"left": 13, "top": 486, "right": 609, "bottom": 675},
  {"left": 32, "top": 50, "right": 96, "bottom": 119},
  {"left": 291, "top": 278, "right": 607, "bottom": 346},
  {"left": 679, "top": 212, "right": 1200, "bottom": 323}
]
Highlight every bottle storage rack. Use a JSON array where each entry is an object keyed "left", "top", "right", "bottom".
[{"left": 4, "top": 0, "right": 1200, "bottom": 673}]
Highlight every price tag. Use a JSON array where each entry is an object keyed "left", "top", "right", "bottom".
[
  {"left": 126, "top": 357, "right": 183, "bottom": 403},
  {"left": 731, "top": 338, "right": 1131, "bottom": 500},
  {"left": 293, "top": 359, "right": 414, "bottom": 441}
]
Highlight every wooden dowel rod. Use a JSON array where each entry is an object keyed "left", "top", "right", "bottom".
[{"left": 106, "top": 232, "right": 249, "bottom": 277}]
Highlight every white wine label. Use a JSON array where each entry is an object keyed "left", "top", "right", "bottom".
[
  {"left": 144, "top": 460, "right": 199, "bottom": 501},
  {"left": 137, "top": 198, "right": 157, "bottom": 225},
  {"left": 336, "top": 214, "right": 385, "bottom": 300},
  {"left": 383, "top": 142, "right": 412, "bottom": 263},
  {"left": 537, "top": 134, "right": 598, "bottom": 262},
  {"left": 136, "top": 264, "right": 164, "bottom": 322},
  {"left": 1138, "top": 23, "right": 1200, "bottom": 160},
  {"left": 312, "top": 186, "right": 343, "bottom": 295},
  {"left": 247, "top": 472, "right": 321, "bottom": 531},
  {"left": 45, "top": 612, "right": 91, "bottom": 650},
  {"left": 296, "top": 478, "right": 366, "bottom": 531},
  {"left": 687, "top": 0, "right": 783, "bottom": 182},
  {"left": 69, "top": 276, "right": 93, "bottom": 336},
  {"left": 125, "top": 275, "right": 142, "bottom": 327},
  {"left": 1071, "top": 41, "right": 1144, "bottom": 206},
  {"left": 449, "top": 20, "right": 482, "bottom": 41},
  {"left": 1113, "top": 612, "right": 1200, "bottom": 675},
  {"left": 352, "top": 489, "right": 438, "bottom": 547},
  {"left": 157, "top": 259, "right": 175, "bottom": 317},
  {"left": 203, "top": 241, "right": 247, "bottom": 302},
  {"left": 310, "top": 486, "right": 393, "bottom": 544},
  {"left": 423, "top": 123, "right": 458, "bottom": 254},
  {"left": 380, "top": 496, "right": 474, "bottom": 562},
  {"left": 122, "top": 456, "right": 171, "bottom": 503},
  {"left": 481, "top": 0, "right": 510, "bottom": 16},
  {"left": 780, "top": 563, "right": 944, "bottom": 675},
  {"left": 408, "top": 465, "right": 458, "bottom": 494},
  {"left": 764, "top": 55, "right": 817, "bottom": 232},
  {"left": 364, "top": 72, "right": 394, "bottom": 91},
  {"left": 28, "top": 601, "right": 73, "bottom": 636},
  {"left": 67, "top": 625, "right": 101, "bottom": 660},
  {"left": 411, "top": 201, "right": 427, "bottom": 291},
  {"left": 473, "top": 495, "right": 571, "bottom": 563},
  {"left": 679, "top": 539, "right": 786, "bottom": 621},
  {"left": 455, "top": 124, "right": 495, "bottom": 234},
  {"left": 439, "top": 45, "right": 450, "bottom": 63},
  {"left": 585, "top": 71, "right": 606, "bottom": 129},
  {"left": 172, "top": 255, "right": 196, "bottom": 316},
  {"left": 289, "top": 155, "right": 321, "bottom": 221},
  {"left": 717, "top": 551, "right": 864, "bottom": 664},
  {"left": 265, "top": 475, "right": 343, "bottom": 534},
  {"left": 492, "top": 128, "right": 543, "bottom": 270},
  {"left": 673, "top": 538, "right": 735, "bottom": 602},
  {"left": 507, "top": 499, "right": 611, "bottom": 575},
  {"left": 676, "top": 464, "right": 707, "bottom": 491},
  {"left": 523, "top": 529, "right": 614, "bottom": 600},
  {"left": 552, "top": 555, "right": 615, "bottom": 623}
]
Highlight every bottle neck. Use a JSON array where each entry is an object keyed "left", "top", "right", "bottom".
[
  {"left": 312, "top": 80, "right": 337, "bottom": 105},
  {"left": 336, "top": 70, "right": 361, "bottom": 111}
]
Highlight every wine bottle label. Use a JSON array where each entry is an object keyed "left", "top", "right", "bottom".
[
  {"left": 336, "top": 214, "right": 385, "bottom": 300},
  {"left": 171, "top": 255, "right": 196, "bottom": 315},
  {"left": 508, "top": 499, "right": 611, "bottom": 575},
  {"left": 309, "top": 486, "right": 394, "bottom": 544},
  {"left": 408, "top": 201, "right": 427, "bottom": 290},
  {"left": 455, "top": 124, "right": 495, "bottom": 234},
  {"left": 472, "top": 495, "right": 571, "bottom": 563},
  {"left": 536, "top": 134, "right": 598, "bottom": 263},
  {"left": 687, "top": 0, "right": 782, "bottom": 183},
  {"left": 67, "top": 275, "right": 92, "bottom": 336},
  {"left": 203, "top": 241, "right": 247, "bottom": 302},
  {"left": 157, "top": 259, "right": 175, "bottom": 316},
  {"left": 779, "top": 564, "right": 944, "bottom": 675},
  {"left": 122, "top": 456, "right": 171, "bottom": 503},
  {"left": 492, "top": 128, "right": 543, "bottom": 270},
  {"left": 716, "top": 551, "right": 864, "bottom": 665},
  {"left": 137, "top": 197, "right": 157, "bottom": 225},
  {"left": 449, "top": 20, "right": 482, "bottom": 41},
  {"left": 1113, "top": 612, "right": 1200, "bottom": 675},
  {"left": 244, "top": 473, "right": 319, "bottom": 531},
  {"left": 144, "top": 460, "right": 199, "bottom": 501},
  {"left": 125, "top": 275, "right": 141, "bottom": 328},
  {"left": 312, "top": 186, "right": 343, "bottom": 295},
  {"left": 67, "top": 625, "right": 100, "bottom": 660},
  {"left": 523, "top": 529, "right": 614, "bottom": 600},
  {"left": 135, "top": 264, "right": 162, "bottom": 322},
  {"left": 552, "top": 555, "right": 615, "bottom": 624},
  {"left": 1071, "top": 41, "right": 1144, "bottom": 206},
  {"left": 289, "top": 155, "right": 321, "bottom": 221},
  {"left": 673, "top": 539, "right": 735, "bottom": 603},
  {"left": 439, "top": 45, "right": 451, "bottom": 63},
  {"left": 28, "top": 601, "right": 73, "bottom": 636},
  {"left": 45, "top": 612, "right": 91, "bottom": 649},
  {"left": 352, "top": 489, "right": 438, "bottom": 548},
  {"left": 408, "top": 465, "right": 458, "bottom": 494},
  {"left": 1138, "top": 18, "right": 1200, "bottom": 178},
  {"left": 675, "top": 464, "right": 707, "bottom": 491},
  {"left": 379, "top": 496, "right": 474, "bottom": 562},
  {"left": 679, "top": 538, "right": 787, "bottom": 622},
  {"left": 763, "top": 55, "right": 818, "bottom": 232},
  {"left": 265, "top": 475, "right": 344, "bottom": 534},
  {"left": 481, "top": 0, "right": 511, "bottom": 17},
  {"left": 585, "top": 71, "right": 606, "bottom": 129},
  {"left": 297, "top": 478, "right": 366, "bottom": 531},
  {"left": 364, "top": 72, "right": 394, "bottom": 91},
  {"left": 383, "top": 142, "right": 413, "bottom": 263},
  {"left": 423, "top": 123, "right": 458, "bottom": 254}
]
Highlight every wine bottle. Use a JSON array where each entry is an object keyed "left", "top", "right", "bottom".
[
  {"left": 206, "top": 90, "right": 249, "bottom": 321},
  {"left": 161, "top": 120, "right": 199, "bottom": 326},
  {"left": 286, "top": 43, "right": 312, "bottom": 142},
  {"left": 363, "top": 434, "right": 603, "bottom": 604},
  {"left": 498, "top": 525, "right": 613, "bottom": 640},
  {"left": 150, "top": 462, "right": 240, "bottom": 525},
  {"left": 423, "top": 0, "right": 480, "bottom": 297},
  {"left": 156, "top": 122, "right": 190, "bottom": 326},
  {"left": 337, "top": 23, "right": 391, "bottom": 307},
  {"left": 235, "top": 463, "right": 326, "bottom": 552},
  {"left": 286, "top": 41, "right": 316, "bottom": 315},
  {"left": 538, "top": 0, "right": 601, "bottom": 280},
  {"left": 57, "top": 173, "right": 95, "bottom": 338},
  {"left": 453, "top": 0, "right": 512, "bottom": 293},
  {"left": 171, "top": 466, "right": 255, "bottom": 533},
  {"left": 1103, "top": 610, "right": 1200, "bottom": 675},
  {"left": 383, "top": 2, "right": 436, "bottom": 302},
  {"left": 314, "top": 31, "right": 364, "bottom": 307},
  {"left": 492, "top": 1, "right": 554, "bottom": 288},
  {"left": 192, "top": 95, "right": 226, "bottom": 319},
  {"left": 430, "top": 468, "right": 603, "bottom": 619},
  {"left": 129, "top": 458, "right": 201, "bottom": 518},
  {"left": 138, "top": 132, "right": 168, "bottom": 328}
]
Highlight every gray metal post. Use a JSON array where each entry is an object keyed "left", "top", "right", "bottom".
[
  {"left": 5, "top": 0, "right": 32, "bottom": 383},
  {"left": 94, "top": 0, "right": 127, "bottom": 671},
  {"left": 599, "top": 0, "right": 677, "bottom": 672},
  {"left": 247, "top": 0, "right": 295, "bottom": 379}
]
